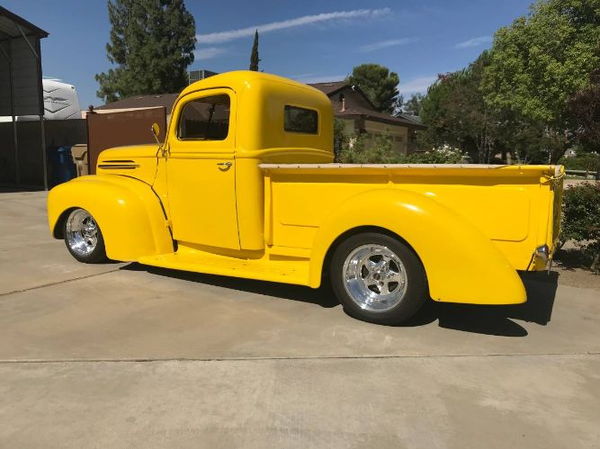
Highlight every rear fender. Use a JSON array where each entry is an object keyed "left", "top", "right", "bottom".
[
  {"left": 48, "top": 175, "right": 173, "bottom": 261},
  {"left": 310, "top": 189, "right": 526, "bottom": 305}
]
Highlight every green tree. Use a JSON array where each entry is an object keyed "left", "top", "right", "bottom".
[
  {"left": 402, "top": 93, "right": 424, "bottom": 116},
  {"left": 561, "top": 183, "right": 600, "bottom": 272},
  {"left": 418, "top": 50, "right": 559, "bottom": 164},
  {"left": 496, "top": 114, "right": 564, "bottom": 164},
  {"left": 482, "top": 0, "right": 600, "bottom": 161},
  {"left": 567, "top": 68, "right": 600, "bottom": 154},
  {"left": 419, "top": 52, "right": 501, "bottom": 163},
  {"left": 96, "top": 0, "right": 196, "bottom": 103},
  {"left": 347, "top": 64, "right": 400, "bottom": 113},
  {"left": 249, "top": 30, "right": 260, "bottom": 71}
]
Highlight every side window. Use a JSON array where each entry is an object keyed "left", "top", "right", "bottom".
[
  {"left": 284, "top": 105, "right": 318, "bottom": 134},
  {"left": 178, "top": 94, "right": 230, "bottom": 141}
]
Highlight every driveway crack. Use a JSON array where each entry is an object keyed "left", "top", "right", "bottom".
[
  {"left": 0, "top": 352, "right": 598, "bottom": 364},
  {"left": 0, "top": 268, "right": 121, "bottom": 298}
]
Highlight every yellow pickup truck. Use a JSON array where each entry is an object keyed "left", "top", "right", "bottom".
[{"left": 48, "top": 71, "right": 563, "bottom": 324}]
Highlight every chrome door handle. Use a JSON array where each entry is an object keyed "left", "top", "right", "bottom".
[{"left": 216, "top": 161, "right": 232, "bottom": 171}]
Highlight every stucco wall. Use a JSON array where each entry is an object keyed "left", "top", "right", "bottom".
[
  {"left": 339, "top": 117, "right": 410, "bottom": 155},
  {"left": 363, "top": 120, "right": 408, "bottom": 154}
]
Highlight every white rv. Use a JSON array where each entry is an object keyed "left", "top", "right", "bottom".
[
  {"left": 0, "top": 78, "right": 81, "bottom": 121},
  {"left": 42, "top": 79, "right": 81, "bottom": 120}
]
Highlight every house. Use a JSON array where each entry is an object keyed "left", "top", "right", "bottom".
[
  {"left": 93, "top": 93, "right": 179, "bottom": 121},
  {"left": 310, "top": 81, "right": 425, "bottom": 154},
  {"left": 95, "top": 77, "right": 425, "bottom": 155}
]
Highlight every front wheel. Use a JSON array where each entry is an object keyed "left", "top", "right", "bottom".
[
  {"left": 330, "top": 232, "right": 427, "bottom": 325},
  {"left": 63, "top": 208, "right": 108, "bottom": 263}
]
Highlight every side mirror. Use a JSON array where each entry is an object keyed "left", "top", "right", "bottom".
[{"left": 151, "top": 122, "right": 161, "bottom": 144}]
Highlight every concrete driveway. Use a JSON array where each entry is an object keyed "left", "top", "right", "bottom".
[{"left": 1, "top": 191, "right": 599, "bottom": 448}]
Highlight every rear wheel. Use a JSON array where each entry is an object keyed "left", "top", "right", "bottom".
[
  {"left": 330, "top": 232, "right": 427, "bottom": 325},
  {"left": 63, "top": 208, "right": 108, "bottom": 263}
]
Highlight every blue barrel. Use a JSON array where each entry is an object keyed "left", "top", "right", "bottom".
[{"left": 48, "top": 146, "right": 77, "bottom": 187}]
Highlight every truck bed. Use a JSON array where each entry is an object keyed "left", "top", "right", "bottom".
[{"left": 260, "top": 163, "right": 563, "bottom": 272}]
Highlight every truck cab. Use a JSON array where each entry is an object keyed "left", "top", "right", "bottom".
[
  {"left": 48, "top": 71, "right": 564, "bottom": 325},
  {"left": 154, "top": 72, "right": 333, "bottom": 252}
]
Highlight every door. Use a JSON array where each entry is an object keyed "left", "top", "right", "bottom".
[{"left": 165, "top": 88, "right": 239, "bottom": 250}]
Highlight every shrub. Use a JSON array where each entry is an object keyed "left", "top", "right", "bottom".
[
  {"left": 337, "top": 134, "right": 466, "bottom": 164},
  {"left": 404, "top": 145, "right": 466, "bottom": 164},
  {"left": 561, "top": 183, "right": 600, "bottom": 272},
  {"left": 337, "top": 133, "right": 402, "bottom": 164},
  {"left": 558, "top": 152, "right": 600, "bottom": 174}
]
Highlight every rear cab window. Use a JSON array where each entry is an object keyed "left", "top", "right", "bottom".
[{"left": 284, "top": 105, "right": 318, "bottom": 134}]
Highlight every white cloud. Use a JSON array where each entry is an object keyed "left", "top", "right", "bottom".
[
  {"left": 194, "top": 47, "right": 227, "bottom": 60},
  {"left": 455, "top": 36, "right": 492, "bottom": 49},
  {"left": 359, "top": 38, "right": 417, "bottom": 52},
  {"left": 399, "top": 76, "right": 437, "bottom": 95},
  {"left": 196, "top": 8, "right": 391, "bottom": 44}
]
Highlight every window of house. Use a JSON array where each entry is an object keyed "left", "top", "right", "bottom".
[
  {"left": 284, "top": 105, "right": 318, "bottom": 134},
  {"left": 178, "top": 94, "right": 230, "bottom": 140}
]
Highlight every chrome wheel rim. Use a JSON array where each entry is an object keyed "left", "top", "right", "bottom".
[
  {"left": 65, "top": 209, "right": 98, "bottom": 257},
  {"left": 342, "top": 244, "right": 408, "bottom": 312}
]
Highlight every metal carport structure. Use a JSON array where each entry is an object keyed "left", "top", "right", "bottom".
[{"left": 0, "top": 6, "right": 48, "bottom": 189}]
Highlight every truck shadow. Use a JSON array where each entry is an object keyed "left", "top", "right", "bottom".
[
  {"left": 123, "top": 264, "right": 558, "bottom": 338},
  {"left": 123, "top": 263, "right": 340, "bottom": 307},
  {"left": 405, "top": 271, "right": 559, "bottom": 336}
]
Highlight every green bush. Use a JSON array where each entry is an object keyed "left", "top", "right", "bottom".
[
  {"left": 337, "top": 133, "right": 466, "bottom": 164},
  {"left": 403, "top": 145, "right": 465, "bottom": 164},
  {"left": 561, "top": 183, "right": 600, "bottom": 272},
  {"left": 337, "top": 133, "right": 402, "bottom": 164},
  {"left": 558, "top": 153, "right": 600, "bottom": 173}
]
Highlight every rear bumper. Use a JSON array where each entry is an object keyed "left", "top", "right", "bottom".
[{"left": 530, "top": 244, "right": 551, "bottom": 271}]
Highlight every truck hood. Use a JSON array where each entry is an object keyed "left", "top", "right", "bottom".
[{"left": 96, "top": 144, "right": 160, "bottom": 185}]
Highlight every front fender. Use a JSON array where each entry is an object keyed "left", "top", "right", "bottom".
[
  {"left": 310, "top": 189, "right": 526, "bottom": 305},
  {"left": 48, "top": 175, "right": 173, "bottom": 261}
]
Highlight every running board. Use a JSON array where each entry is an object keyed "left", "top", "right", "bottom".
[{"left": 138, "top": 245, "right": 310, "bottom": 286}]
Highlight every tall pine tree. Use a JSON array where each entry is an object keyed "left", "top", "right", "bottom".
[
  {"left": 249, "top": 30, "right": 260, "bottom": 71},
  {"left": 96, "top": 0, "right": 196, "bottom": 102}
]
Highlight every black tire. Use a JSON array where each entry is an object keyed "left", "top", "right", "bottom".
[
  {"left": 330, "top": 232, "right": 427, "bottom": 325},
  {"left": 63, "top": 208, "right": 108, "bottom": 263}
]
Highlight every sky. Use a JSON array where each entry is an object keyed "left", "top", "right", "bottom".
[{"left": 3, "top": 0, "right": 534, "bottom": 108}]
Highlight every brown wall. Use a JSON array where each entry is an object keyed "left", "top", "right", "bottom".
[
  {"left": 0, "top": 107, "right": 167, "bottom": 187},
  {"left": 87, "top": 107, "right": 167, "bottom": 174},
  {"left": 0, "top": 119, "right": 86, "bottom": 187}
]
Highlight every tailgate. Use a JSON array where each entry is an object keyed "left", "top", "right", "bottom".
[
  {"left": 549, "top": 166, "right": 565, "bottom": 252},
  {"left": 531, "top": 165, "right": 564, "bottom": 270}
]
